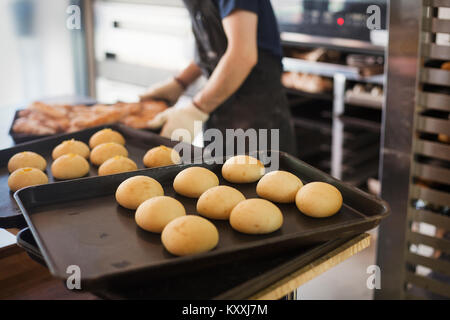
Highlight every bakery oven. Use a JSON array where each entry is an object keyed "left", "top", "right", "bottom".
[{"left": 272, "top": 0, "right": 388, "bottom": 50}]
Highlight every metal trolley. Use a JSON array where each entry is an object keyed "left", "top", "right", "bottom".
[{"left": 377, "top": 0, "right": 450, "bottom": 300}]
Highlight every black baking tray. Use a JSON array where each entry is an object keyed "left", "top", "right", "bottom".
[
  {"left": 16, "top": 226, "right": 364, "bottom": 299},
  {"left": 0, "top": 123, "right": 199, "bottom": 228},
  {"left": 8, "top": 96, "right": 98, "bottom": 143},
  {"left": 16, "top": 227, "right": 47, "bottom": 266},
  {"left": 14, "top": 150, "right": 389, "bottom": 290},
  {"left": 9, "top": 110, "right": 53, "bottom": 144}
]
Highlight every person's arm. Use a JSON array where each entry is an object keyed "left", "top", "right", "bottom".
[
  {"left": 193, "top": 9, "right": 258, "bottom": 113},
  {"left": 175, "top": 61, "right": 203, "bottom": 88},
  {"left": 140, "top": 61, "right": 202, "bottom": 104}
]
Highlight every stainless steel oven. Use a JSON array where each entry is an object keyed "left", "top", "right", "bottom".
[{"left": 272, "top": 0, "right": 388, "bottom": 53}]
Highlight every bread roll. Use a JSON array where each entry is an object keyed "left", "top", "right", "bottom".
[
  {"left": 143, "top": 145, "right": 181, "bottom": 168},
  {"left": 197, "top": 186, "right": 245, "bottom": 220},
  {"left": 256, "top": 170, "right": 303, "bottom": 203},
  {"left": 173, "top": 167, "right": 219, "bottom": 198},
  {"left": 98, "top": 156, "right": 137, "bottom": 176},
  {"left": 438, "top": 134, "right": 450, "bottom": 144},
  {"left": 230, "top": 199, "right": 283, "bottom": 234},
  {"left": 135, "top": 196, "right": 186, "bottom": 233},
  {"left": 115, "top": 175, "right": 164, "bottom": 210},
  {"left": 51, "top": 153, "right": 90, "bottom": 180},
  {"left": 89, "top": 128, "right": 125, "bottom": 148},
  {"left": 52, "top": 139, "right": 90, "bottom": 160},
  {"left": 8, "top": 151, "right": 47, "bottom": 173},
  {"left": 222, "top": 155, "right": 265, "bottom": 183},
  {"left": 90, "top": 142, "right": 128, "bottom": 166},
  {"left": 8, "top": 167, "right": 48, "bottom": 192},
  {"left": 161, "top": 215, "right": 219, "bottom": 256},
  {"left": 295, "top": 182, "right": 343, "bottom": 218}
]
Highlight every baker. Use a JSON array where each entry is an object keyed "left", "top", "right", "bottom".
[{"left": 143, "top": 0, "right": 296, "bottom": 156}]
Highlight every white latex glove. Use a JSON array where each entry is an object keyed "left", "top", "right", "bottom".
[
  {"left": 148, "top": 102, "right": 209, "bottom": 142},
  {"left": 139, "top": 78, "right": 185, "bottom": 106}
]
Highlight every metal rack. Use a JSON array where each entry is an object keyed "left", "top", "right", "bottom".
[
  {"left": 404, "top": 0, "right": 450, "bottom": 300},
  {"left": 284, "top": 56, "right": 384, "bottom": 187},
  {"left": 376, "top": 0, "right": 450, "bottom": 300}
]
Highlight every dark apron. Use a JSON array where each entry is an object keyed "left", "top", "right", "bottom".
[{"left": 183, "top": 0, "right": 297, "bottom": 156}]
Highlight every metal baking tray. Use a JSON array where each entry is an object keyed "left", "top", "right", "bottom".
[
  {"left": 418, "top": 91, "right": 450, "bottom": 112},
  {"left": 9, "top": 110, "right": 53, "bottom": 144},
  {"left": 8, "top": 96, "right": 98, "bottom": 143},
  {"left": 422, "top": 17, "right": 450, "bottom": 34},
  {"left": 9, "top": 109, "right": 161, "bottom": 144},
  {"left": 415, "top": 140, "right": 450, "bottom": 162},
  {"left": 14, "top": 151, "right": 389, "bottom": 290},
  {"left": 9, "top": 111, "right": 163, "bottom": 144},
  {"left": 16, "top": 227, "right": 46, "bottom": 266},
  {"left": 422, "top": 43, "right": 450, "bottom": 61},
  {"left": 15, "top": 226, "right": 364, "bottom": 299},
  {"left": 0, "top": 123, "right": 198, "bottom": 228},
  {"left": 420, "top": 67, "right": 450, "bottom": 87}
]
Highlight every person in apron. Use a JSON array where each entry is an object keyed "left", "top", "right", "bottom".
[{"left": 143, "top": 0, "right": 296, "bottom": 156}]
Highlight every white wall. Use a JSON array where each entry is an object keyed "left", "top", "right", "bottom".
[{"left": 0, "top": 0, "right": 76, "bottom": 108}]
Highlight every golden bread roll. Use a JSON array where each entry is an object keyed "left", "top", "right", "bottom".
[
  {"left": 230, "top": 199, "right": 283, "bottom": 234},
  {"left": 295, "top": 182, "right": 343, "bottom": 218},
  {"left": 135, "top": 196, "right": 186, "bottom": 233},
  {"left": 90, "top": 142, "right": 128, "bottom": 166},
  {"left": 441, "top": 61, "right": 450, "bottom": 71},
  {"left": 51, "top": 153, "right": 90, "bottom": 180},
  {"left": 8, "top": 167, "right": 49, "bottom": 192},
  {"left": 197, "top": 186, "right": 245, "bottom": 220},
  {"left": 256, "top": 170, "right": 303, "bottom": 203},
  {"left": 89, "top": 128, "right": 125, "bottom": 149},
  {"left": 222, "top": 155, "right": 265, "bottom": 183},
  {"left": 98, "top": 156, "right": 137, "bottom": 176},
  {"left": 8, "top": 151, "right": 47, "bottom": 173},
  {"left": 173, "top": 167, "right": 219, "bottom": 198},
  {"left": 161, "top": 215, "right": 219, "bottom": 256},
  {"left": 115, "top": 175, "right": 164, "bottom": 210},
  {"left": 438, "top": 133, "right": 450, "bottom": 144},
  {"left": 143, "top": 145, "right": 181, "bottom": 168},
  {"left": 52, "top": 139, "right": 90, "bottom": 160}
]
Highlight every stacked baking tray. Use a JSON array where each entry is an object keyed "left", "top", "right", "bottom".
[
  {"left": 290, "top": 100, "right": 381, "bottom": 187},
  {"left": 15, "top": 226, "right": 366, "bottom": 299},
  {"left": 404, "top": 0, "right": 450, "bottom": 300},
  {"left": 332, "top": 105, "right": 381, "bottom": 187},
  {"left": 290, "top": 100, "right": 332, "bottom": 172}
]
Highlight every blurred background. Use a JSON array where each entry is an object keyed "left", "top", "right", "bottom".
[{"left": 0, "top": 0, "right": 76, "bottom": 107}]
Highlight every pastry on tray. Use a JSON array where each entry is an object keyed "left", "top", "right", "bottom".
[{"left": 12, "top": 100, "right": 168, "bottom": 136}]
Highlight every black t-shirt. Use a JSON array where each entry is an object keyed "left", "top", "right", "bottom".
[{"left": 213, "top": 0, "right": 282, "bottom": 58}]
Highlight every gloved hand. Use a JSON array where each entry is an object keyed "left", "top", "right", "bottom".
[
  {"left": 147, "top": 102, "right": 209, "bottom": 142},
  {"left": 139, "top": 78, "right": 185, "bottom": 106}
]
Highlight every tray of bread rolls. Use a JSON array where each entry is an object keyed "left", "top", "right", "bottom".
[
  {"left": 0, "top": 124, "right": 198, "bottom": 228},
  {"left": 14, "top": 151, "right": 389, "bottom": 290}
]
